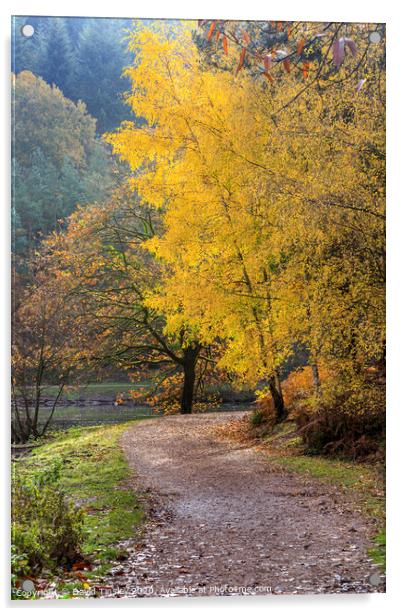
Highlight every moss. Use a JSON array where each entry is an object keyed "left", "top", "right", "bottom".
[
  {"left": 368, "top": 530, "right": 386, "bottom": 570},
  {"left": 16, "top": 422, "right": 144, "bottom": 583}
]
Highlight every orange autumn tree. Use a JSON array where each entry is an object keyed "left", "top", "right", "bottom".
[
  {"left": 11, "top": 267, "right": 85, "bottom": 442},
  {"left": 41, "top": 187, "right": 217, "bottom": 415},
  {"left": 106, "top": 24, "right": 384, "bottom": 424}
]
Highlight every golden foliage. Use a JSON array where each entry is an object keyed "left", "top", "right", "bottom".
[{"left": 106, "top": 25, "right": 385, "bottom": 394}]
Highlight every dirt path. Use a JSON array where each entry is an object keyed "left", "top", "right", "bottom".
[{"left": 105, "top": 412, "right": 384, "bottom": 597}]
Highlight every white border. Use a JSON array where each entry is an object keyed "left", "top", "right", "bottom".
[{"left": 1, "top": 1, "right": 401, "bottom": 614}]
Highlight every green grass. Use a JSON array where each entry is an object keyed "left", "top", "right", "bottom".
[
  {"left": 368, "top": 530, "right": 386, "bottom": 569},
  {"left": 16, "top": 422, "right": 145, "bottom": 588},
  {"left": 264, "top": 422, "right": 386, "bottom": 570}
]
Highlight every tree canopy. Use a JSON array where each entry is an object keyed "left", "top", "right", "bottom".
[
  {"left": 105, "top": 25, "right": 385, "bottom": 420},
  {"left": 12, "top": 19, "right": 385, "bottom": 432},
  {"left": 12, "top": 71, "right": 116, "bottom": 254},
  {"left": 12, "top": 16, "right": 135, "bottom": 133}
]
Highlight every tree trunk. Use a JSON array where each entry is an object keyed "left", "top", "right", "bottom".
[
  {"left": 274, "top": 369, "right": 283, "bottom": 399},
  {"left": 311, "top": 362, "right": 321, "bottom": 394},
  {"left": 269, "top": 374, "right": 287, "bottom": 423},
  {"left": 180, "top": 345, "right": 200, "bottom": 414},
  {"left": 380, "top": 337, "right": 386, "bottom": 374}
]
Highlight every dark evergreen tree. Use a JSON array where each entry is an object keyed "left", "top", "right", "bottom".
[
  {"left": 12, "top": 16, "right": 45, "bottom": 75},
  {"left": 12, "top": 16, "right": 136, "bottom": 134},
  {"left": 73, "top": 19, "right": 134, "bottom": 133},
  {"left": 36, "top": 18, "right": 76, "bottom": 99}
]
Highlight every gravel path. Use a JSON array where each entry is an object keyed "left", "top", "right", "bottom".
[{"left": 104, "top": 412, "right": 384, "bottom": 597}]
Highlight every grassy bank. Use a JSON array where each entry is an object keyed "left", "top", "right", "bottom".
[{"left": 12, "top": 421, "right": 144, "bottom": 597}]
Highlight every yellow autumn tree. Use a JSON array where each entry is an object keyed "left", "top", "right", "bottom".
[{"left": 106, "top": 25, "right": 385, "bottom": 422}]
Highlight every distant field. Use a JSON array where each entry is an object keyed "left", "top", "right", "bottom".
[
  {"left": 24, "top": 380, "right": 252, "bottom": 431},
  {"left": 41, "top": 381, "right": 254, "bottom": 403},
  {"left": 38, "top": 403, "right": 155, "bottom": 430},
  {"left": 41, "top": 381, "right": 151, "bottom": 400}
]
